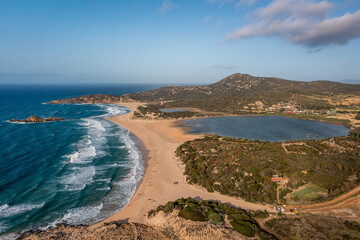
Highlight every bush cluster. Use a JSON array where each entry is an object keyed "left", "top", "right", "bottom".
[
  {"left": 148, "top": 197, "right": 276, "bottom": 239},
  {"left": 176, "top": 134, "right": 360, "bottom": 204}
]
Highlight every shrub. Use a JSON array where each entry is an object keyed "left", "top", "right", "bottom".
[
  {"left": 178, "top": 206, "right": 207, "bottom": 222},
  {"left": 148, "top": 209, "right": 156, "bottom": 218},
  {"left": 252, "top": 210, "right": 269, "bottom": 219},
  {"left": 207, "top": 211, "right": 223, "bottom": 224},
  {"left": 230, "top": 220, "right": 255, "bottom": 237},
  {"left": 163, "top": 202, "right": 175, "bottom": 213}
]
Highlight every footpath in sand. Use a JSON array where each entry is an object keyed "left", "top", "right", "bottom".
[{"left": 90, "top": 102, "right": 270, "bottom": 228}]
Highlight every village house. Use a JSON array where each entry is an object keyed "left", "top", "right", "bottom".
[{"left": 271, "top": 175, "right": 289, "bottom": 184}]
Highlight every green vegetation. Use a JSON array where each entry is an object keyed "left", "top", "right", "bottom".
[
  {"left": 289, "top": 184, "right": 327, "bottom": 204},
  {"left": 275, "top": 112, "right": 352, "bottom": 127},
  {"left": 265, "top": 214, "right": 360, "bottom": 240},
  {"left": 133, "top": 104, "right": 197, "bottom": 119},
  {"left": 148, "top": 197, "right": 276, "bottom": 239},
  {"left": 176, "top": 133, "right": 360, "bottom": 204},
  {"left": 178, "top": 206, "right": 207, "bottom": 221}
]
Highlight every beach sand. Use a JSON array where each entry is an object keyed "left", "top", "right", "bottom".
[{"left": 90, "top": 102, "right": 270, "bottom": 229}]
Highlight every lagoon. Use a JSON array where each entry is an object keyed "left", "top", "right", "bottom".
[{"left": 183, "top": 116, "right": 349, "bottom": 142}]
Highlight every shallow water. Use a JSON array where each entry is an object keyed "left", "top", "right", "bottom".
[{"left": 184, "top": 116, "right": 349, "bottom": 142}]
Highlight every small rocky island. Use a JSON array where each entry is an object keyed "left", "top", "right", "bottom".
[{"left": 10, "top": 116, "right": 65, "bottom": 123}]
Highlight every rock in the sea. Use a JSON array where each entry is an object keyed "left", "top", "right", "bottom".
[{"left": 10, "top": 116, "right": 65, "bottom": 123}]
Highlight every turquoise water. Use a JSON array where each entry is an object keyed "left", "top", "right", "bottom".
[
  {"left": 0, "top": 84, "right": 161, "bottom": 239},
  {"left": 184, "top": 116, "right": 349, "bottom": 142}
]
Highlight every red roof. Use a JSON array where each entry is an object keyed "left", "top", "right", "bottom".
[{"left": 271, "top": 177, "right": 289, "bottom": 182}]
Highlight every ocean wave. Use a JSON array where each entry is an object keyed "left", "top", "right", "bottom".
[
  {"left": 96, "top": 187, "right": 111, "bottom": 191},
  {"left": 0, "top": 220, "right": 8, "bottom": 233},
  {"left": 0, "top": 233, "right": 19, "bottom": 240},
  {"left": 67, "top": 118, "right": 109, "bottom": 164},
  {"left": 59, "top": 203, "right": 103, "bottom": 225},
  {"left": 93, "top": 104, "right": 129, "bottom": 118},
  {"left": 96, "top": 178, "right": 111, "bottom": 183},
  {"left": 68, "top": 140, "right": 97, "bottom": 164},
  {"left": 60, "top": 166, "right": 95, "bottom": 191},
  {"left": 0, "top": 203, "right": 45, "bottom": 218},
  {"left": 98, "top": 129, "right": 144, "bottom": 212}
]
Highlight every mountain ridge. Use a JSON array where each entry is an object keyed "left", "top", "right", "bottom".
[{"left": 47, "top": 73, "right": 360, "bottom": 113}]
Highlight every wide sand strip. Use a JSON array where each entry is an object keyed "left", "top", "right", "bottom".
[{"left": 91, "top": 102, "right": 270, "bottom": 228}]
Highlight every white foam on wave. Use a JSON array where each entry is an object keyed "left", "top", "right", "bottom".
[
  {"left": 0, "top": 232, "right": 19, "bottom": 240},
  {"left": 59, "top": 203, "right": 103, "bottom": 225},
  {"left": 67, "top": 118, "right": 109, "bottom": 164},
  {"left": 96, "top": 178, "right": 111, "bottom": 183},
  {"left": 93, "top": 104, "right": 129, "bottom": 118},
  {"left": 68, "top": 140, "right": 97, "bottom": 164},
  {"left": 60, "top": 166, "right": 95, "bottom": 191},
  {"left": 97, "top": 129, "right": 144, "bottom": 216},
  {"left": 0, "top": 203, "right": 45, "bottom": 218},
  {"left": 96, "top": 187, "right": 111, "bottom": 191}
]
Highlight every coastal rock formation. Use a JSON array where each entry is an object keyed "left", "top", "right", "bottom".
[
  {"left": 10, "top": 116, "right": 65, "bottom": 123},
  {"left": 46, "top": 94, "right": 132, "bottom": 104},
  {"left": 17, "top": 222, "right": 167, "bottom": 240}
]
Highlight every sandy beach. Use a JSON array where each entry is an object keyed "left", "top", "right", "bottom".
[{"left": 90, "top": 102, "right": 270, "bottom": 229}]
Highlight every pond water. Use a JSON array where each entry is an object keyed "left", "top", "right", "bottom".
[{"left": 183, "top": 116, "right": 349, "bottom": 142}]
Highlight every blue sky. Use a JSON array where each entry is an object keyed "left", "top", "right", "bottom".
[{"left": 0, "top": 0, "right": 359, "bottom": 84}]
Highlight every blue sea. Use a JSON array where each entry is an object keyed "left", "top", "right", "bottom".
[{"left": 0, "top": 84, "right": 162, "bottom": 239}]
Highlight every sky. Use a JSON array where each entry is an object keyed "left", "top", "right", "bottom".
[{"left": 0, "top": 0, "right": 360, "bottom": 84}]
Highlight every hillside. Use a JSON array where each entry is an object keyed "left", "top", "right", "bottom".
[
  {"left": 129, "top": 73, "right": 360, "bottom": 102},
  {"left": 48, "top": 73, "right": 360, "bottom": 114},
  {"left": 176, "top": 133, "right": 360, "bottom": 204}
]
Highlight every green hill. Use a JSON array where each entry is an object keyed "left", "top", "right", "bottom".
[{"left": 48, "top": 73, "right": 360, "bottom": 114}]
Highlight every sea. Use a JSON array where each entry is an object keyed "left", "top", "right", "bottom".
[{"left": 0, "top": 84, "right": 162, "bottom": 239}]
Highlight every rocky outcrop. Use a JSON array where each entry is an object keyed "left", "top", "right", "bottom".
[
  {"left": 10, "top": 116, "right": 65, "bottom": 123},
  {"left": 17, "top": 222, "right": 167, "bottom": 240},
  {"left": 46, "top": 94, "right": 133, "bottom": 104}
]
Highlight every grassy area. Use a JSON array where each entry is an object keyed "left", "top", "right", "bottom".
[
  {"left": 176, "top": 133, "right": 360, "bottom": 204},
  {"left": 288, "top": 184, "right": 327, "bottom": 204}
]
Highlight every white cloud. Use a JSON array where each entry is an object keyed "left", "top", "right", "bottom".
[
  {"left": 159, "top": 0, "right": 178, "bottom": 13},
  {"left": 225, "top": 0, "right": 360, "bottom": 48}
]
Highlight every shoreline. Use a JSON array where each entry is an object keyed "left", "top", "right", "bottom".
[{"left": 90, "top": 102, "right": 270, "bottom": 229}]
